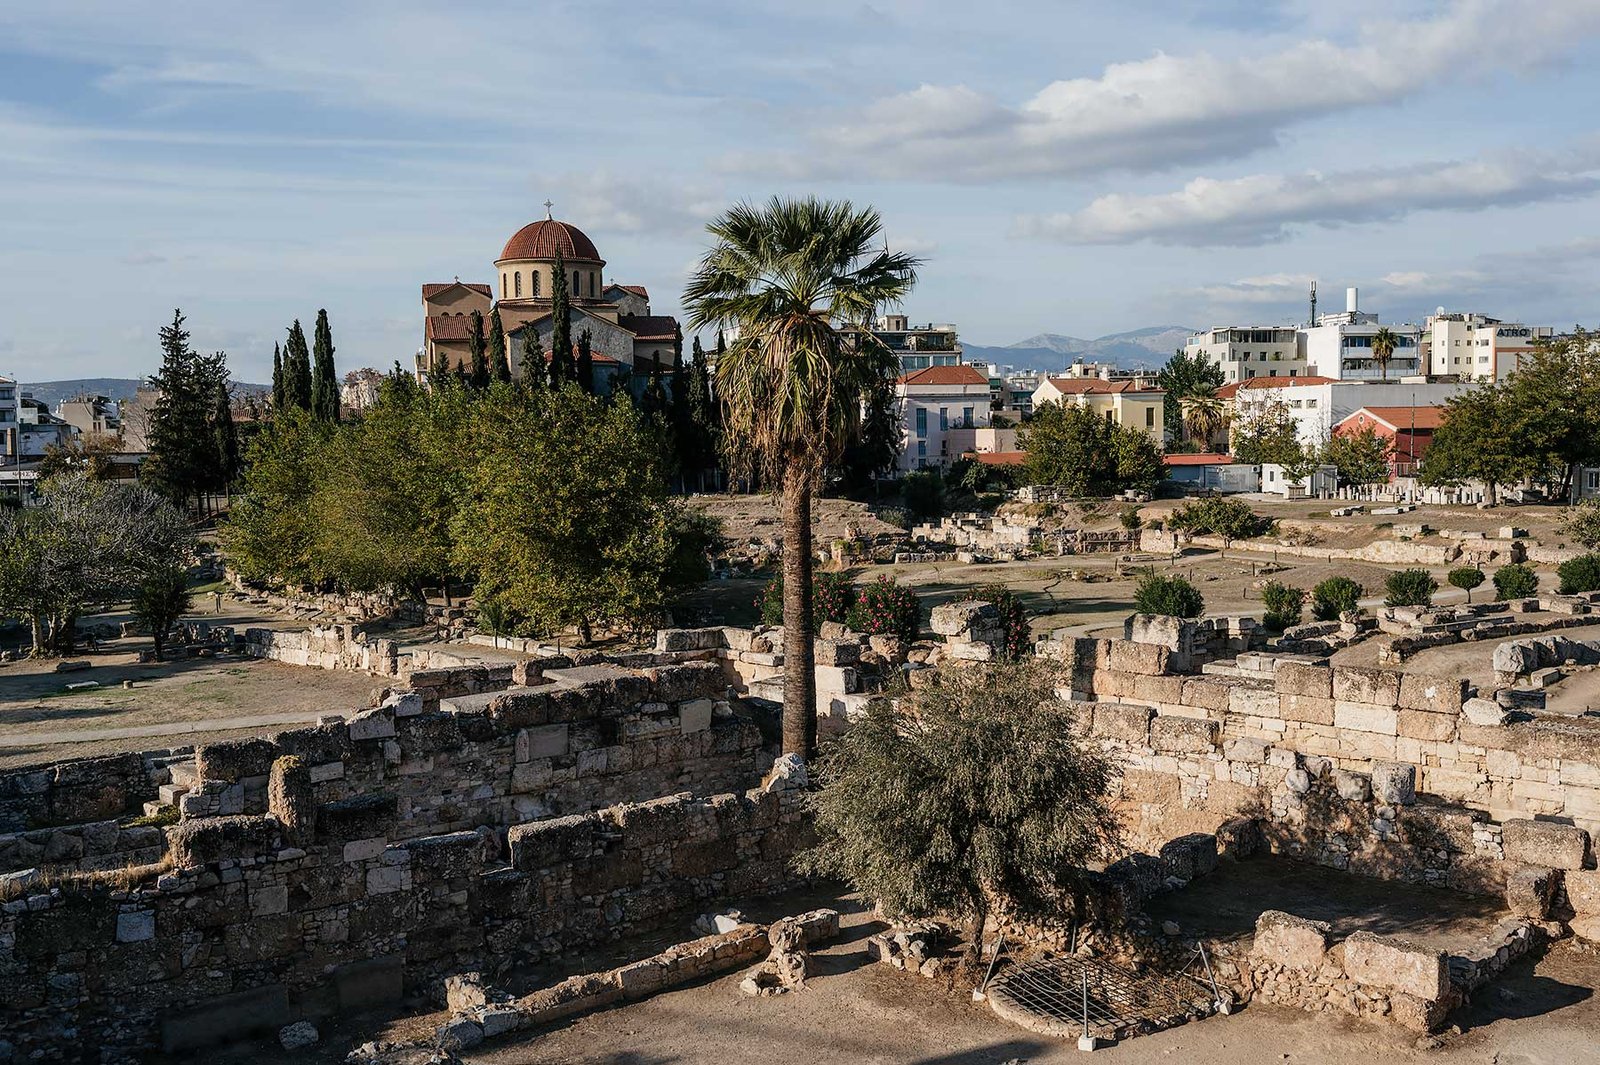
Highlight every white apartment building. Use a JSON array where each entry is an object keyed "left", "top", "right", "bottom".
[
  {"left": 846, "top": 314, "right": 962, "bottom": 374},
  {"left": 1222, "top": 376, "right": 1471, "bottom": 449},
  {"left": 895, "top": 365, "right": 991, "bottom": 471},
  {"left": 1421, "top": 311, "right": 1552, "bottom": 381},
  {"left": 0, "top": 377, "right": 16, "bottom": 458},
  {"left": 1185, "top": 325, "right": 1305, "bottom": 383},
  {"left": 1299, "top": 287, "right": 1421, "bottom": 381}
]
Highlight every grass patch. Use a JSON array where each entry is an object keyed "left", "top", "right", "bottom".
[{"left": 122, "top": 805, "right": 180, "bottom": 829}]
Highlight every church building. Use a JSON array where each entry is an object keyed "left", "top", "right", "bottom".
[{"left": 418, "top": 209, "right": 680, "bottom": 388}]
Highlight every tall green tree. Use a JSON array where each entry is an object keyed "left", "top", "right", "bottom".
[
  {"left": 1421, "top": 384, "right": 1542, "bottom": 505},
  {"left": 222, "top": 410, "right": 335, "bottom": 585},
  {"left": 1501, "top": 327, "right": 1600, "bottom": 498},
  {"left": 1371, "top": 326, "right": 1399, "bottom": 382},
  {"left": 271, "top": 342, "right": 285, "bottom": 412},
  {"left": 683, "top": 196, "right": 919, "bottom": 759},
  {"left": 576, "top": 329, "right": 595, "bottom": 393},
  {"left": 838, "top": 376, "right": 901, "bottom": 493},
  {"left": 284, "top": 319, "right": 313, "bottom": 411},
  {"left": 212, "top": 380, "right": 240, "bottom": 492},
  {"left": 519, "top": 326, "right": 547, "bottom": 391},
  {"left": 684, "top": 335, "right": 721, "bottom": 490},
  {"left": 550, "top": 249, "right": 572, "bottom": 383},
  {"left": 1322, "top": 425, "right": 1391, "bottom": 486},
  {"left": 488, "top": 308, "right": 510, "bottom": 384},
  {"left": 1179, "top": 384, "right": 1228, "bottom": 450},
  {"left": 668, "top": 341, "right": 693, "bottom": 484},
  {"left": 467, "top": 310, "right": 490, "bottom": 390},
  {"left": 311, "top": 309, "right": 340, "bottom": 421},
  {"left": 1020, "top": 402, "right": 1163, "bottom": 495},
  {"left": 1156, "top": 348, "right": 1224, "bottom": 442},
  {"left": 1230, "top": 399, "right": 1303, "bottom": 465},
  {"left": 144, "top": 310, "right": 231, "bottom": 511}
]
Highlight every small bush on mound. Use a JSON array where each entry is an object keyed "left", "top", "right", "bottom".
[
  {"left": 1133, "top": 570, "right": 1204, "bottom": 619},
  {"left": 1166, "top": 497, "right": 1270, "bottom": 545},
  {"left": 1310, "top": 576, "right": 1363, "bottom": 620},
  {"left": 1119, "top": 506, "right": 1143, "bottom": 530},
  {"left": 1558, "top": 553, "right": 1600, "bottom": 595},
  {"left": 1492, "top": 563, "right": 1539, "bottom": 602},
  {"left": 1447, "top": 566, "right": 1485, "bottom": 603},
  {"left": 1260, "top": 581, "right": 1306, "bottom": 631},
  {"left": 969, "top": 584, "right": 1031, "bottom": 661},
  {"left": 900, "top": 469, "right": 945, "bottom": 520},
  {"left": 757, "top": 572, "right": 857, "bottom": 629},
  {"left": 848, "top": 575, "right": 919, "bottom": 640},
  {"left": 1384, "top": 568, "right": 1437, "bottom": 608}
]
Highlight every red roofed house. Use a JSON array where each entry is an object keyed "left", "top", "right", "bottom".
[
  {"left": 1029, "top": 376, "right": 1165, "bottom": 445},
  {"left": 895, "top": 365, "right": 992, "bottom": 472},
  {"left": 419, "top": 208, "right": 679, "bottom": 394},
  {"left": 1333, "top": 405, "right": 1444, "bottom": 479}
]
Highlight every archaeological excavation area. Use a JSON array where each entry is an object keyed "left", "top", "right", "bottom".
[{"left": 4, "top": 583, "right": 1600, "bottom": 1063}]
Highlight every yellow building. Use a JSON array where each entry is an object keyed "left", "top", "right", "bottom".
[{"left": 1029, "top": 376, "right": 1166, "bottom": 444}]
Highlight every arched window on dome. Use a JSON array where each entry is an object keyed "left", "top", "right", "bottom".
[
  {"left": 501, "top": 273, "right": 507, "bottom": 298},
  {"left": 514, "top": 272, "right": 521, "bottom": 298},
  {"left": 589, "top": 273, "right": 596, "bottom": 298},
  {"left": 532, "top": 271, "right": 541, "bottom": 297},
  {"left": 573, "top": 270, "right": 580, "bottom": 294}
]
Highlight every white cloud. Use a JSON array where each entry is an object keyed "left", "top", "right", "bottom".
[
  {"left": 1189, "top": 274, "right": 1318, "bottom": 304},
  {"left": 1018, "top": 143, "right": 1600, "bottom": 246},
  {"left": 770, "top": 0, "right": 1600, "bottom": 181}
]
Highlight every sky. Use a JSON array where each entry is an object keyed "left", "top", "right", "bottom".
[{"left": 2, "top": 0, "right": 1599, "bottom": 383}]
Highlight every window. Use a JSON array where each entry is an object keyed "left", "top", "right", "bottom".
[
  {"left": 532, "top": 271, "right": 541, "bottom": 297},
  {"left": 514, "top": 272, "right": 522, "bottom": 297},
  {"left": 939, "top": 408, "right": 948, "bottom": 432},
  {"left": 1587, "top": 470, "right": 1600, "bottom": 491},
  {"left": 917, "top": 440, "right": 926, "bottom": 458},
  {"left": 915, "top": 408, "right": 927, "bottom": 437},
  {"left": 1145, "top": 407, "right": 1155, "bottom": 427},
  {"left": 501, "top": 273, "right": 508, "bottom": 298},
  {"left": 962, "top": 406, "right": 974, "bottom": 424},
  {"left": 573, "top": 270, "right": 580, "bottom": 292}
]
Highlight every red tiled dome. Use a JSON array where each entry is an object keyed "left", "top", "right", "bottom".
[{"left": 498, "top": 219, "right": 602, "bottom": 263}]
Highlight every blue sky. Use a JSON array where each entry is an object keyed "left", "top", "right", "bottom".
[{"left": 2, "top": 0, "right": 1599, "bottom": 383}]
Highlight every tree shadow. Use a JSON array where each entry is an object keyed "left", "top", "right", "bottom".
[
  {"left": 1450, "top": 953, "right": 1592, "bottom": 1033},
  {"left": 908, "top": 1038, "right": 1050, "bottom": 1064}
]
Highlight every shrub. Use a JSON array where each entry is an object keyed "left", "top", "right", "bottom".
[
  {"left": 970, "top": 584, "right": 1031, "bottom": 661},
  {"left": 1166, "top": 497, "right": 1268, "bottom": 545},
  {"left": 1558, "top": 553, "right": 1600, "bottom": 595},
  {"left": 1133, "top": 570, "right": 1204, "bottom": 618},
  {"left": 1119, "top": 506, "right": 1143, "bottom": 530},
  {"left": 1311, "top": 576, "right": 1363, "bottom": 620},
  {"left": 900, "top": 469, "right": 946, "bottom": 520},
  {"left": 1447, "top": 566, "right": 1485, "bottom": 603},
  {"left": 1560, "top": 500, "right": 1600, "bottom": 551},
  {"left": 847, "top": 575, "right": 919, "bottom": 640},
  {"left": 757, "top": 572, "right": 857, "bottom": 629},
  {"left": 1384, "top": 568, "right": 1437, "bottom": 608},
  {"left": 1492, "top": 563, "right": 1539, "bottom": 601},
  {"left": 1259, "top": 580, "right": 1305, "bottom": 631}
]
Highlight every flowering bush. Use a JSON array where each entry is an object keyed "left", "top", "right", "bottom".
[
  {"left": 970, "top": 583, "right": 1031, "bottom": 661},
  {"left": 757, "top": 571, "right": 857, "bottom": 629},
  {"left": 847, "top": 575, "right": 919, "bottom": 640}
]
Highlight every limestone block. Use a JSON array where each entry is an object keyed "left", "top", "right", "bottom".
[
  {"left": 115, "top": 910, "right": 155, "bottom": 943},
  {"left": 444, "top": 973, "right": 489, "bottom": 1014},
  {"left": 436, "top": 1017, "right": 484, "bottom": 1051},
  {"left": 1279, "top": 694, "right": 1334, "bottom": 725},
  {"left": 1275, "top": 662, "right": 1333, "bottom": 699},
  {"left": 813, "top": 639, "right": 861, "bottom": 667},
  {"left": 1501, "top": 819, "right": 1589, "bottom": 870},
  {"left": 1179, "top": 677, "right": 1233, "bottom": 712},
  {"left": 1334, "top": 701, "right": 1399, "bottom": 736},
  {"left": 1149, "top": 716, "right": 1219, "bottom": 754},
  {"left": 1504, "top": 865, "right": 1558, "bottom": 919},
  {"left": 678, "top": 698, "right": 715, "bottom": 734},
  {"left": 250, "top": 884, "right": 288, "bottom": 916},
  {"left": 1341, "top": 932, "right": 1448, "bottom": 1001},
  {"left": 1223, "top": 737, "right": 1270, "bottom": 764},
  {"left": 944, "top": 640, "right": 996, "bottom": 662},
  {"left": 813, "top": 665, "right": 857, "bottom": 694},
  {"left": 516, "top": 725, "right": 570, "bottom": 761},
  {"left": 1159, "top": 833, "right": 1218, "bottom": 880},
  {"left": 1131, "top": 673, "right": 1185, "bottom": 707},
  {"left": 1228, "top": 685, "right": 1280, "bottom": 718},
  {"left": 1399, "top": 674, "right": 1466, "bottom": 716},
  {"left": 1106, "top": 640, "right": 1171, "bottom": 677},
  {"left": 1398, "top": 709, "right": 1456, "bottom": 742},
  {"left": 1252, "top": 910, "right": 1330, "bottom": 970},
  {"left": 1493, "top": 641, "right": 1539, "bottom": 677},
  {"left": 480, "top": 1007, "right": 521, "bottom": 1039},
  {"left": 930, "top": 601, "right": 997, "bottom": 637},
  {"left": 380, "top": 690, "right": 424, "bottom": 717},
  {"left": 1371, "top": 762, "right": 1416, "bottom": 805},
  {"left": 343, "top": 837, "right": 386, "bottom": 863},
  {"left": 1332, "top": 666, "right": 1402, "bottom": 706},
  {"left": 1565, "top": 869, "right": 1600, "bottom": 916},
  {"left": 1571, "top": 915, "right": 1600, "bottom": 943},
  {"left": 1333, "top": 770, "right": 1371, "bottom": 801},
  {"left": 347, "top": 706, "right": 397, "bottom": 742},
  {"left": 1091, "top": 702, "right": 1154, "bottom": 744}
]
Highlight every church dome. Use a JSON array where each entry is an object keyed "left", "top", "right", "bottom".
[{"left": 498, "top": 218, "right": 602, "bottom": 263}]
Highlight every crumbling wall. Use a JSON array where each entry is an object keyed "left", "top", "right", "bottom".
[{"left": 0, "top": 752, "right": 158, "bottom": 834}]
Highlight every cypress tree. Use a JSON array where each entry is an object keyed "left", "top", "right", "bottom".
[
  {"left": 519, "top": 326, "right": 547, "bottom": 391},
  {"left": 576, "top": 330, "right": 594, "bottom": 393},
  {"left": 550, "top": 250, "right": 571, "bottom": 384},
  {"left": 285, "top": 320, "right": 313, "bottom": 410},
  {"left": 213, "top": 379, "right": 239, "bottom": 490},
  {"left": 271, "top": 342, "right": 285, "bottom": 412},
  {"left": 468, "top": 310, "right": 489, "bottom": 390},
  {"left": 311, "top": 309, "right": 339, "bottom": 421},
  {"left": 489, "top": 308, "right": 510, "bottom": 384},
  {"left": 147, "top": 309, "right": 232, "bottom": 512}
]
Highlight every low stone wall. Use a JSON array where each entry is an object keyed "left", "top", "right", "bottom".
[
  {"left": 225, "top": 570, "right": 423, "bottom": 623},
  {"left": 0, "top": 752, "right": 158, "bottom": 834},
  {"left": 1125, "top": 613, "right": 1263, "bottom": 671},
  {"left": 0, "top": 818, "right": 167, "bottom": 877}
]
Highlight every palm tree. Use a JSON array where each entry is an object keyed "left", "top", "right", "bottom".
[
  {"left": 1180, "top": 386, "right": 1228, "bottom": 450},
  {"left": 683, "top": 197, "right": 919, "bottom": 760},
  {"left": 1371, "top": 326, "right": 1399, "bottom": 382}
]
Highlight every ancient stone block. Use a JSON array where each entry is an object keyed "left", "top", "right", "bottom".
[
  {"left": 516, "top": 725, "right": 570, "bottom": 761},
  {"left": 508, "top": 813, "right": 601, "bottom": 870},
  {"left": 1149, "top": 716, "right": 1219, "bottom": 754},
  {"left": 1505, "top": 866, "right": 1558, "bottom": 919},
  {"left": 678, "top": 699, "right": 715, "bottom": 734},
  {"left": 1106, "top": 640, "right": 1171, "bottom": 677},
  {"left": 1341, "top": 932, "right": 1448, "bottom": 1001},
  {"left": 813, "top": 639, "right": 861, "bottom": 667},
  {"left": 648, "top": 662, "right": 725, "bottom": 703},
  {"left": 1159, "top": 833, "right": 1218, "bottom": 880},
  {"left": 1333, "top": 770, "right": 1371, "bottom": 801},
  {"left": 1566, "top": 869, "right": 1600, "bottom": 916},
  {"left": 166, "top": 814, "right": 282, "bottom": 870},
  {"left": 1131, "top": 673, "right": 1185, "bottom": 707},
  {"left": 1228, "top": 685, "right": 1280, "bottom": 718},
  {"left": 930, "top": 601, "right": 998, "bottom": 638},
  {"left": 1091, "top": 702, "right": 1154, "bottom": 744},
  {"left": 1216, "top": 816, "right": 1264, "bottom": 858},
  {"left": 1333, "top": 701, "right": 1398, "bottom": 736},
  {"left": 195, "top": 738, "right": 279, "bottom": 783},
  {"left": 1179, "top": 677, "right": 1232, "bottom": 712},
  {"left": 1397, "top": 709, "right": 1456, "bottom": 742},
  {"left": 115, "top": 909, "right": 155, "bottom": 943},
  {"left": 1501, "top": 819, "right": 1589, "bottom": 870},
  {"left": 1331, "top": 666, "right": 1401, "bottom": 706},
  {"left": 488, "top": 690, "right": 554, "bottom": 729},
  {"left": 1252, "top": 910, "right": 1330, "bottom": 970},
  {"left": 1398, "top": 674, "right": 1466, "bottom": 716},
  {"left": 1279, "top": 693, "right": 1334, "bottom": 725},
  {"left": 1371, "top": 762, "right": 1416, "bottom": 805},
  {"left": 1275, "top": 662, "right": 1332, "bottom": 699},
  {"left": 1461, "top": 698, "right": 1509, "bottom": 727},
  {"left": 1223, "top": 737, "right": 1269, "bottom": 763}
]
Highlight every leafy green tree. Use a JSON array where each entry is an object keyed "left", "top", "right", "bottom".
[
  {"left": 799, "top": 662, "right": 1119, "bottom": 962},
  {"left": 1020, "top": 402, "right": 1163, "bottom": 496},
  {"left": 488, "top": 308, "right": 510, "bottom": 384},
  {"left": 1260, "top": 580, "right": 1305, "bottom": 630},
  {"left": 519, "top": 326, "right": 547, "bottom": 391},
  {"left": 1167, "top": 496, "right": 1268, "bottom": 552},
  {"left": 1156, "top": 348, "right": 1224, "bottom": 442},
  {"left": 1371, "top": 326, "right": 1399, "bottom": 382},
  {"left": 38, "top": 435, "right": 120, "bottom": 482},
  {"left": 683, "top": 196, "right": 918, "bottom": 760},
  {"left": 1322, "top": 425, "right": 1392, "bottom": 486},
  {"left": 838, "top": 375, "right": 901, "bottom": 494},
  {"left": 1505, "top": 328, "right": 1600, "bottom": 498},
  {"left": 222, "top": 410, "right": 335, "bottom": 586},
  {"left": 1229, "top": 399, "right": 1302, "bottom": 465},
  {"left": 131, "top": 564, "right": 190, "bottom": 661},
  {"left": 311, "top": 309, "right": 340, "bottom": 422},
  {"left": 212, "top": 380, "right": 240, "bottom": 492},
  {"left": 550, "top": 249, "right": 572, "bottom": 383},
  {"left": 1448, "top": 566, "right": 1485, "bottom": 603},
  {"left": 1492, "top": 563, "right": 1538, "bottom": 601},
  {"left": 284, "top": 319, "right": 313, "bottom": 410},
  {"left": 1557, "top": 553, "right": 1600, "bottom": 595},
  {"left": 1384, "top": 568, "right": 1437, "bottom": 607},
  {"left": 900, "top": 468, "right": 945, "bottom": 519},
  {"left": 1560, "top": 500, "right": 1600, "bottom": 550},
  {"left": 1311, "top": 576, "right": 1363, "bottom": 620},
  {"left": 1422, "top": 385, "right": 1541, "bottom": 505},
  {"left": 1133, "top": 570, "right": 1204, "bottom": 618},
  {"left": 467, "top": 310, "right": 490, "bottom": 390},
  {"left": 452, "top": 386, "right": 712, "bottom": 643},
  {"left": 144, "top": 310, "right": 232, "bottom": 512},
  {"left": 684, "top": 335, "right": 721, "bottom": 490},
  {"left": 669, "top": 343, "right": 693, "bottom": 481}
]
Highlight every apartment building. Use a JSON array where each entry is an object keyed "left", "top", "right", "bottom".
[
  {"left": 1299, "top": 288, "right": 1421, "bottom": 381},
  {"left": 1029, "top": 377, "right": 1165, "bottom": 444},
  {"left": 1421, "top": 311, "right": 1552, "bottom": 381},
  {"left": 1220, "top": 376, "right": 1468, "bottom": 449},
  {"left": 1184, "top": 325, "right": 1305, "bottom": 382},
  {"left": 841, "top": 314, "right": 962, "bottom": 374},
  {"left": 894, "top": 364, "right": 991, "bottom": 471}
]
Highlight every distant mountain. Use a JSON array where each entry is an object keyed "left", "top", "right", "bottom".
[
  {"left": 20, "top": 378, "right": 271, "bottom": 409},
  {"left": 964, "top": 326, "right": 1193, "bottom": 372}
]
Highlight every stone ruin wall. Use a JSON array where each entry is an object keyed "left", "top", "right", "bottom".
[
  {"left": 0, "top": 661, "right": 803, "bottom": 1062},
  {"left": 1044, "top": 632, "right": 1600, "bottom": 895}
]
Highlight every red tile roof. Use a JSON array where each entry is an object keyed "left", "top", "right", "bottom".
[
  {"left": 617, "top": 314, "right": 679, "bottom": 341},
  {"left": 1216, "top": 375, "right": 1336, "bottom": 399},
  {"left": 897, "top": 365, "right": 989, "bottom": 386},
  {"left": 607, "top": 284, "right": 649, "bottom": 299},
  {"left": 1163, "top": 452, "right": 1236, "bottom": 466},
  {"left": 425, "top": 314, "right": 477, "bottom": 341},
  {"left": 1339, "top": 405, "right": 1445, "bottom": 431},
  {"left": 1041, "top": 377, "right": 1163, "bottom": 395},
  {"left": 499, "top": 219, "right": 602, "bottom": 262},
  {"left": 423, "top": 282, "right": 491, "bottom": 299},
  {"left": 970, "top": 451, "right": 1027, "bottom": 465}
]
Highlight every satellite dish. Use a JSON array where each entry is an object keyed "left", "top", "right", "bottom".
[{"left": 1436, "top": 306, "right": 1445, "bottom": 316}]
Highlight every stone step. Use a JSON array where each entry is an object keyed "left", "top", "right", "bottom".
[
  {"left": 158, "top": 782, "right": 189, "bottom": 805},
  {"left": 168, "top": 760, "right": 199, "bottom": 787}
]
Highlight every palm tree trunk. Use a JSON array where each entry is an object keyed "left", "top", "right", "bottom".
[{"left": 780, "top": 465, "right": 817, "bottom": 760}]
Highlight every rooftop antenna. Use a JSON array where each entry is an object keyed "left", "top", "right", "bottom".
[
  {"left": 543, "top": 199, "right": 554, "bottom": 220},
  {"left": 1308, "top": 280, "right": 1318, "bottom": 326}
]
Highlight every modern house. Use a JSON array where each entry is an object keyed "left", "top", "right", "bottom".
[
  {"left": 894, "top": 365, "right": 991, "bottom": 472},
  {"left": 1333, "top": 405, "right": 1445, "bottom": 479},
  {"left": 1299, "top": 288, "right": 1422, "bottom": 381},
  {"left": 1185, "top": 325, "right": 1306, "bottom": 383},
  {"left": 1220, "top": 377, "right": 1467, "bottom": 449},
  {"left": 1420, "top": 311, "right": 1552, "bottom": 381},
  {"left": 1029, "top": 377, "right": 1165, "bottom": 444}
]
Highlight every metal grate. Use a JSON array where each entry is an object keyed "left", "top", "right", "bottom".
[{"left": 987, "top": 954, "right": 1217, "bottom": 1041}]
